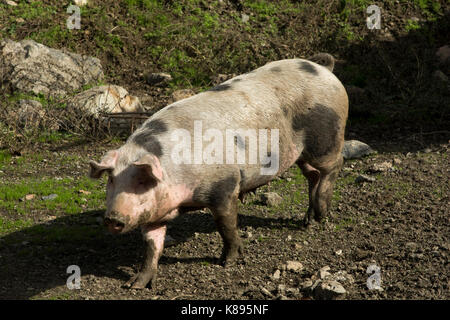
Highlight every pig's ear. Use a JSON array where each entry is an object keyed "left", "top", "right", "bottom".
[
  {"left": 89, "top": 151, "right": 118, "bottom": 179},
  {"left": 133, "top": 154, "right": 163, "bottom": 182}
]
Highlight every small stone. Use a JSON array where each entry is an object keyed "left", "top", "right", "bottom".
[
  {"left": 5, "top": 0, "right": 18, "bottom": 6},
  {"left": 78, "top": 190, "right": 91, "bottom": 195},
  {"left": 241, "top": 13, "right": 249, "bottom": 23},
  {"left": 286, "top": 261, "right": 303, "bottom": 273},
  {"left": 370, "top": 161, "right": 394, "bottom": 173},
  {"left": 313, "top": 280, "right": 346, "bottom": 300},
  {"left": 342, "top": 140, "right": 375, "bottom": 159},
  {"left": 16, "top": 17, "right": 24, "bottom": 23},
  {"left": 244, "top": 231, "right": 253, "bottom": 238},
  {"left": 393, "top": 158, "right": 402, "bottom": 165},
  {"left": 145, "top": 72, "right": 172, "bottom": 86},
  {"left": 355, "top": 174, "right": 376, "bottom": 183},
  {"left": 24, "top": 194, "right": 36, "bottom": 201},
  {"left": 423, "top": 148, "right": 432, "bottom": 153},
  {"left": 287, "top": 235, "right": 292, "bottom": 241},
  {"left": 260, "top": 286, "right": 273, "bottom": 297},
  {"left": 319, "top": 266, "right": 332, "bottom": 280},
  {"left": 74, "top": 0, "right": 88, "bottom": 6},
  {"left": 261, "top": 192, "right": 283, "bottom": 207},
  {"left": 294, "top": 243, "right": 302, "bottom": 250},
  {"left": 41, "top": 194, "right": 58, "bottom": 201},
  {"left": 436, "top": 45, "right": 450, "bottom": 64},
  {"left": 335, "top": 249, "right": 343, "bottom": 256},
  {"left": 272, "top": 269, "right": 281, "bottom": 280}
]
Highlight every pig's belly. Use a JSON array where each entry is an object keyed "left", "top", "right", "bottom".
[{"left": 240, "top": 143, "right": 300, "bottom": 192}]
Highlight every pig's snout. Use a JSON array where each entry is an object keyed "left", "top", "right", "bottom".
[{"left": 104, "top": 211, "right": 126, "bottom": 234}]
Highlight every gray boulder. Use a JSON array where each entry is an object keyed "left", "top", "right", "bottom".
[{"left": 0, "top": 39, "right": 104, "bottom": 97}]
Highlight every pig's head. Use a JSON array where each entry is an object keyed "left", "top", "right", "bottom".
[{"left": 89, "top": 148, "right": 164, "bottom": 234}]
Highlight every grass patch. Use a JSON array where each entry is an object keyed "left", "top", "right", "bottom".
[{"left": 0, "top": 177, "right": 105, "bottom": 216}]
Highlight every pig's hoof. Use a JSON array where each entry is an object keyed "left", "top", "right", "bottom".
[
  {"left": 219, "top": 243, "right": 244, "bottom": 267},
  {"left": 123, "top": 273, "right": 155, "bottom": 289}
]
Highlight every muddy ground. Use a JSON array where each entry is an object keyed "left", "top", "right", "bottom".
[{"left": 0, "top": 134, "right": 448, "bottom": 300}]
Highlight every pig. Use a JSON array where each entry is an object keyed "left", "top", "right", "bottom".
[{"left": 89, "top": 53, "right": 348, "bottom": 289}]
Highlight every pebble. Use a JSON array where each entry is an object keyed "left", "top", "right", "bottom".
[
  {"left": 355, "top": 174, "right": 376, "bottom": 183},
  {"left": 41, "top": 194, "right": 58, "bottom": 200},
  {"left": 319, "top": 266, "right": 331, "bottom": 280},
  {"left": 335, "top": 249, "right": 343, "bottom": 256},
  {"left": 286, "top": 261, "right": 303, "bottom": 273},
  {"left": 272, "top": 269, "right": 281, "bottom": 280},
  {"left": 313, "top": 280, "right": 346, "bottom": 300}
]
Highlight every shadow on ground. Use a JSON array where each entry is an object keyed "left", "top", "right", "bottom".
[{"left": 0, "top": 208, "right": 305, "bottom": 299}]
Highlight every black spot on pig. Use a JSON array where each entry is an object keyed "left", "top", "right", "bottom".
[
  {"left": 132, "top": 133, "right": 163, "bottom": 157},
  {"left": 144, "top": 119, "right": 168, "bottom": 135},
  {"left": 209, "top": 84, "right": 232, "bottom": 92},
  {"left": 292, "top": 104, "right": 340, "bottom": 158},
  {"left": 194, "top": 176, "right": 238, "bottom": 208},
  {"left": 298, "top": 61, "right": 318, "bottom": 75},
  {"left": 270, "top": 66, "right": 282, "bottom": 72},
  {"left": 131, "top": 119, "right": 167, "bottom": 157}
]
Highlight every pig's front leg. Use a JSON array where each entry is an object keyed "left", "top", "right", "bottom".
[{"left": 123, "top": 224, "right": 166, "bottom": 289}]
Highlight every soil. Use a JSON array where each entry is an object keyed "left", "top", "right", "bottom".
[{"left": 0, "top": 137, "right": 448, "bottom": 300}]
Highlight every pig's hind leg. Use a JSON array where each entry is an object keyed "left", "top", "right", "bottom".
[
  {"left": 297, "top": 160, "right": 320, "bottom": 226},
  {"left": 123, "top": 224, "right": 167, "bottom": 289},
  {"left": 312, "top": 156, "right": 343, "bottom": 223},
  {"left": 211, "top": 193, "right": 243, "bottom": 267}
]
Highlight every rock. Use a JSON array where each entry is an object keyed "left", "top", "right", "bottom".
[
  {"left": 355, "top": 174, "right": 376, "bottom": 183},
  {"left": 436, "top": 45, "right": 450, "bottom": 64},
  {"left": 331, "top": 271, "right": 355, "bottom": 284},
  {"left": 319, "top": 266, "right": 332, "bottom": 280},
  {"left": 74, "top": 0, "right": 88, "bottom": 6},
  {"left": 393, "top": 158, "right": 402, "bottom": 165},
  {"left": 145, "top": 72, "right": 172, "bottom": 86},
  {"left": 69, "top": 85, "right": 143, "bottom": 116},
  {"left": 169, "top": 89, "right": 195, "bottom": 103},
  {"left": 335, "top": 249, "right": 343, "bottom": 256},
  {"left": 342, "top": 140, "right": 375, "bottom": 159},
  {"left": 370, "top": 161, "right": 394, "bottom": 173},
  {"left": 42, "top": 194, "right": 58, "bottom": 201},
  {"left": 261, "top": 192, "right": 283, "bottom": 207},
  {"left": 20, "top": 194, "right": 36, "bottom": 202},
  {"left": 16, "top": 100, "right": 45, "bottom": 128},
  {"left": 272, "top": 269, "right": 281, "bottom": 280},
  {"left": 0, "top": 39, "right": 104, "bottom": 97},
  {"left": 313, "top": 280, "right": 346, "bottom": 300},
  {"left": 5, "top": 0, "right": 17, "bottom": 6},
  {"left": 286, "top": 260, "right": 303, "bottom": 273},
  {"left": 241, "top": 13, "right": 249, "bottom": 23},
  {"left": 260, "top": 286, "right": 273, "bottom": 297}
]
